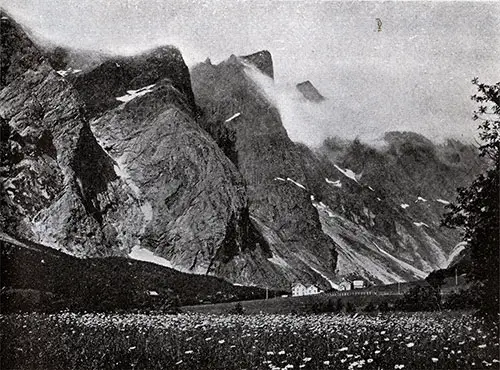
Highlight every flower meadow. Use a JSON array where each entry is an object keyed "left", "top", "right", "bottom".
[{"left": 1, "top": 311, "right": 498, "bottom": 370}]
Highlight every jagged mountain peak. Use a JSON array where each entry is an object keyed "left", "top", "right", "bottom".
[
  {"left": 0, "top": 10, "right": 45, "bottom": 88},
  {"left": 296, "top": 80, "right": 325, "bottom": 102},
  {"left": 240, "top": 50, "right": 274, "bottom": 79},
  {"left": 69, "top": 44, "right": 195, "bottom": 118}
]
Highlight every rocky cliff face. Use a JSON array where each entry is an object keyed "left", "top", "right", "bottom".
[
  {"left": 191, "top": 52, "right": 483, "bottom": 286},
  {"left": 70, "top": 47, "right": 196, "bottom": 118},
  {"left": 0, "top": 14, "right": 257, "bottom": 276},
  {"left": 302, "top": 133, "right": 485, "bottom": 284},
  {"left": 0, "top": 14, "right": 143, "bottom": 256},
  {"left": 191, "top": 53, "right": 338, "bottom": 289},
  {"left": 88, "top": 76, "right": 252, "bottom": 274}
]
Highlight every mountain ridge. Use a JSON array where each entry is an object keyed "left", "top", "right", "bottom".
[{"left": 0, "top": 13, "right": 485, "bottom": 292}]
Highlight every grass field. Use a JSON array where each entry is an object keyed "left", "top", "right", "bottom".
[{"left": 1, "top": 310, "right": 498, "bottom": 370}]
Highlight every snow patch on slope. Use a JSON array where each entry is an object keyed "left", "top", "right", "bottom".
[
  {"left": 268, "top": 254, "right": 290, "bottom": 268},
  {"left": 113, "top": 159, "right": 141, "bottom": 197},
  {"left": 116, "top": 84, "right": 156, "bottom": 103},
  {"left": 56, "top": 68, "right": 82, "bottom": 77},
  {"left": 313, "top": 201, "right": 335, "bottom": 218},
  {"left": 129, "top": 246, "right": 172, "bottom": 268},
  {"left": 325, "top": 178, "right": 342, "bottom": 188},
  {"left": 372, "top": 242, "right": 427, "bottom": 279},
  {"left": 287, "top": 178, "right": 306, "bottom": 190},
  {"left": 436, "top": 198, "right": 450, "bottom": 205},
  {"left": 413, "top": 222, "right": 430, "bottom": 228},
  {"left": 333, "top": 164, "right": 359, "bottom": 183},
  {"left": 309, "top": 266, "right": 339, "bottom": 290},
  {"left": 224, "top": 112, "right": 241, "bottom": 122},
  {"left": 447, "top": 242, "right": 467, "bottom": 267}
]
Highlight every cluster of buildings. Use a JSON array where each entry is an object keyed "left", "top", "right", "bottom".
[
  {"left": 339, "top": 279, "right": 365, "bottom": 291},
  {"left": 291, "top": 279, "right": 365, "bottom": 297}
]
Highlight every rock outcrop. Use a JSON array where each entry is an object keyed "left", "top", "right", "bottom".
[
  {"left": 240, "top": 50, "right": 274, "bottom": 79},
  {"left": 296, "top": 81, "right": 325, "bottom": 102},
  {"left": 70, "top": 46, "right": 196, "bottom": 118}
]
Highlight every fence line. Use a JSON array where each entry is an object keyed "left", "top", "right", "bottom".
[
  {"left": 325, "top": 290, "right": 455, "bottom": 298},
  {"left": 327, "top": 291, "right": 404, "bottom": 297}
]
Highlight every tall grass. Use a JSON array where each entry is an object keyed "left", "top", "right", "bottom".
[{"left": 1, "top": 311, "right": 498, "bottom": 370}]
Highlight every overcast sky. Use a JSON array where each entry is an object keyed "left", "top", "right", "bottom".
[{"left": 2, "top": 0, "right": 499, "bottom": 145}]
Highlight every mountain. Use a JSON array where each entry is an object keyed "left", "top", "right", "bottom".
[
  {"left": 296, "top": 81, "right": 325, "bottom": 102},
  {"left": 70, "top": 47, "right": 196, "bottom": 118},
  {"left": 0, "top": 12, "right": 484, "bottom": 293},
  {"left": 0, "top": 13, "right": 256, "bottom": 278},
  {"left": 0, "top": 13, "right": 160, "bottom": 257},
  {"left": 191, "top": 51, "right": 338, "bottom": 289},
  {"left": 303, "top": 134, "right": 485, "bottom": 284},
  {"left": 191, "top": 52, "right": 484, "bottom": 286}
]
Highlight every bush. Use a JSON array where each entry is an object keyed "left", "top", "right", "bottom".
[
  {"left": 363, "top": 301, "right": 376, "bottom": 312},
  {"left": 229, "top": 302, "right": 244, "bottom": 315},
  {"left": 396, "top": 286, "right": 441, "bottom": 311},
  {"left": 443, "top": 288, "right": 478, "bottom": 310},
  {"left": 346, "top": 302, "right": 356, "bottom": 313}
]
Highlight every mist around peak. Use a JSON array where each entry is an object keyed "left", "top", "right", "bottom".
[{"left": 244, "top": 63, "right": 478, "bottom": 149}]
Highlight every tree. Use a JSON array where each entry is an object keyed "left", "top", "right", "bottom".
[{"left": 442, "top": 79, "right": 499, "bottom": 314}]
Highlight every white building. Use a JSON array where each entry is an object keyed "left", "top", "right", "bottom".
[
  {"left": 352, "top": 280, "right": 365, "bottom": 289},
  {"left": 339, "top": 281, "right": 352, "bottom": 291},
  {"left": 292, "top": 283, "right": 323, "bottom": 297},
  {"left": 292, "top": 283, "right": 306, "bottom": 296}
]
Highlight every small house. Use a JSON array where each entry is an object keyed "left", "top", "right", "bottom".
[
  {"left": 292, "top": 283, "right": 307, "bottom": 297},
  {"left": 305, "top": 285, "right": 322, "bottom": 295},
  {"left": 339, "top": 281, "right": 351, "bottom": 291},
  {"left": 352, "top": 280, "right": 365, "bottom": 289}
]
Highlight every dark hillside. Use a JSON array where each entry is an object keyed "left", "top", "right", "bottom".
[{"left": 0, "top": 233, "right": 274, "bottom": 313}]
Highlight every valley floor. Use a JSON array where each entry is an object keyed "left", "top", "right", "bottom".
[{"left": 1, "top": 311, "right": 498, "bottom": 370}]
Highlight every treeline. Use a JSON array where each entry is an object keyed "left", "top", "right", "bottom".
[{"left": 306, "top": 286, "right": 477, "bottom": 315}]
